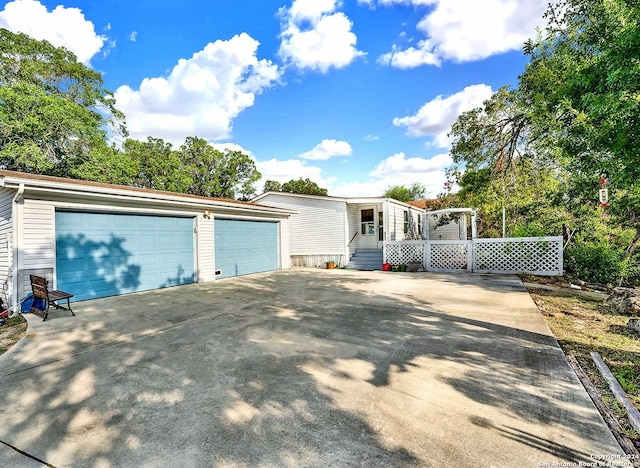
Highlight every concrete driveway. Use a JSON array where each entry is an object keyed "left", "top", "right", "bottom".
[{"left": 0, "top": 269, "right": 629, "bottom": 467}]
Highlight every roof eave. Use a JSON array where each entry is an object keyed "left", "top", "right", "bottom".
[{"left": 0, "top": 174, "right": 293, "bottom": 216}]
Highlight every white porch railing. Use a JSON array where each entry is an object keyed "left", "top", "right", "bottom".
[{"left": 383, "top": 236, "right": 563, "bottom": 276}]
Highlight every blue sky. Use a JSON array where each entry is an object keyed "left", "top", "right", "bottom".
[{"left": 0, "top": 0, "right": 553, "bottom": 198}]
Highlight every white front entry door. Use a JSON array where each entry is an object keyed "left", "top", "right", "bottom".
[{"left": 359, "top": 207, "right": 378, "bottom": 249}]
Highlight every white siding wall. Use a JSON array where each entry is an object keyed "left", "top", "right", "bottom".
[
  {"left": 387, "top": 202, "right": 424, "bottom": 241},
  {"left": 346, "top": 204, "right": 359, "bottom": 253},
  {"left": 409, "top": 207, "right": 423, "bottom": 239},
  {"left": 389, "top": 203, "right": 405, "bottom": 241},
  {"left": 257, "top": 194, "right": 347, "bottom": 255},
  {"left": 0, "top": 188, "right": 14, "bottom": 305},
  {"left": 280, "top": 218, "right": 291, "bottom": 269},
  {"left": 427, "top": 215, "right": 463, "bottom": 240},
  {"left": 19, "top": 198, "right": 56, "bottom": 296},
  {"left": 197, "top": 216, "right": 216, "bottom": 282}
]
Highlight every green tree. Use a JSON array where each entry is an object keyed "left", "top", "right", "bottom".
[
  {"left": 281, "top": 178, "right": 328, "bottom": 196},
  {"left": 179, "top": 137, "right": 261, "bottom": 199},
  {"left": 122, "top": 136, "right": 261, "bottom": 199},
  {"left": 263, "top": 180, "right": 282, "bottom": 193},
  {"left": 0, "top": 28, "right": 126, "bottom": 176},
  {"left": 383, "top": 182, "right": 426, "bottom": 202},
  {"left": 521, "top": 0, "right": 640, "bottom": 279},
  {"left": 69, "top": 143, "right": 137, "bottom": 185},
  {"left": 446, "top": 0, "right": 640, "bottom": 283},
  {"left": 123, "top": 137, "right": 190, "bottom": 193},
  {"left": 447, "top": 87, "right": 567, "bottom": 237}
]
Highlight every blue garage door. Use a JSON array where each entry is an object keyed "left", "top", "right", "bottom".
[
  {"left": 215, "top": 219, "right": 278, "bottom": 279},
  {"left": 56, "top": 212, "right": 195, "bottom": 301}
]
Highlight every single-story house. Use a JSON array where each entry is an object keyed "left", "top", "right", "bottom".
[
  {"left": 251, "top": 192, "right": 426, "bottom": 270},
  {"left": 0, "top": 170, "right": 292, "bottom": 307}
]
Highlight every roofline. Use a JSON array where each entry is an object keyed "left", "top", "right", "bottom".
[
  {"left": 0, "top": 170, "right": 293, "bottom": 216},
  {"left": 426, "top": 208, "right": 477, "bottom": 215},
  {"left": 252, "top": 192, "right": 422, "bottom": 210},
  {"left": 252, "top": 191, "right": 348, "bottom": 203}
]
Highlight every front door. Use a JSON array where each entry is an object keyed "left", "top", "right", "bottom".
[{"left": 359, "top": 207, "right": 378, "bottom": 249}]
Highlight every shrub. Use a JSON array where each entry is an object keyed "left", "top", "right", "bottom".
[{"left": 564, "top": 240, "right": 629, "bottom": 285}]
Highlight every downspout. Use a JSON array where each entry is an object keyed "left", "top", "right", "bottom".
[
  {"left": 11, "top": 183, "right": 24, "bottom": 309},
  {"left": 12, "top": 183, "right": 24, "bottom": 204}
]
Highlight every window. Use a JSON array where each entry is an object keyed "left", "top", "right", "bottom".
[
  {"left": 361, "top": 209, "right": 374, "bottom": 223},
  {"left": 403, "top": 210, "right": 409, "bottom": 234},
  {"left": 418, "top": 215, "right": 423, "bottom": 236},
  {"left": 361, "top": 209, "right": 374, "bottom": 236}
]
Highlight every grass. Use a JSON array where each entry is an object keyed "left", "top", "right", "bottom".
[
  {"left": 526, "top": 285, "right": 640, "bottom": 443},
  {"left": 0, "top": 314, "right": 28, "bottom": 355}
]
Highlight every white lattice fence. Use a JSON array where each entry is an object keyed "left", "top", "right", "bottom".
[
  {"left": 473, "top": 236, "right": 562, "bottom": 275},
  {"left": 427, "top": 241, "right": 471, "bottom": 272},
  {"left": 384, "top": 241, "right": 425, "bottom": 266},
  {"left": 384, "top": 236, "right": 563, "bottom": 276}
]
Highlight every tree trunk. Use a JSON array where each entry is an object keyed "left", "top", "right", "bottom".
[{"left": 625, "top": 228, "right": 640, "bottom": 262}]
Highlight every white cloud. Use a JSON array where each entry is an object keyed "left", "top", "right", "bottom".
[
  {"left": 254, "top": 150, "right": 451, "bottom": 198},
  {"left": 373, "top": 0, "right": 553, "bottom": 67},
  {"left": 255, "top": 158, "right": 335, "bottom": 193},
  {"left": 370, "top": 152, "right": 451, "bottom": 177},
  {"left": 378, "top": 40, "right": 440, "bottom": 68},
  {"left": 364, "top": 134, "right": 380, "bottom": 141},
  {"left": 287, "top": 0, "right": 337, "bottom": 21},
  {"left": 279, "top": 0, "right": 365, "bottom": 73},
  {"left": 299, "top": 139, "right": 352, "bottom": 160},
  {"left": 114, "top": 33, "right": 281, "bottom": 145},
  {"left": 331, "top": 179, "right": 389, "bottom": 197},
  {"left": 130, "top": 31, "right": 138, "bottom": 42},
  {"left": 0, "top": 0, "right": 106, "bottom": 63},
  {"left": 393, "top": 84, "right": 492, "bottom": 148},
  {"left": 331, "top": 151, "right": 452, "bottom": 198}
]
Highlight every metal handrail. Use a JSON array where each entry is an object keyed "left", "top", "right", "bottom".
[{"left": 348, "top": 231, "right": 358, "bottom": 246}]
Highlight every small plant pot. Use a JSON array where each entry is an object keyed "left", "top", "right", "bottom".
[
  {"left": 382, "top": 263, "right": 391, "bottom": 271},
  {"left": 399, "top": 264, "right": 407, "bottom": 272},
  {"left": 391, "top": 265, "right": 400, "bottom": 272},
  {"left": 325, "top": 261, "right": 335, "bottom": 269},
  {"left": 407, "top": 261, "right": 421, "bottom": 272}
]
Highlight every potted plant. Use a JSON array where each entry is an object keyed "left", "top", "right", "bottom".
[
  {"left": 407, "top": 260, "right": 422, "bottom": 272},
  {"left": 325, "top": 260, "right": 335, "bottom": 269}
]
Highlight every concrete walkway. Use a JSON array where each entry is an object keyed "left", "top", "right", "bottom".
[{"left": 0, "top": 270, "right": 629, "bottom": 467}]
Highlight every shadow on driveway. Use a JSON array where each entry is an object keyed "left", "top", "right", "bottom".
[{"left": 0, "top": 270, "right": 629, "bottom": 467}]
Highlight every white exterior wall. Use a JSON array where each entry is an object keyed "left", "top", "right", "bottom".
[
  {"left": 255, "top": 194, "right": 347, "bottom": 266},
  {"left": 388, "top": 203, "right": 406, "bottom": 241},
  {"left": 386, "top": 202, "right": 424, "bottom": 241},
  {"left": 280, "top": 218, "right": 291, "bottom": 269},
  {"left": 346, "top": 204, "right": 359, "bottom": 253},
  {"left": 10, "top": 192, "right": 289, "bottom": 299},
  {"left": 427, "top": 215, "right": 464, "bottom": 240},
  {"left": 197, "top": 216, "right": 216, "bottom": 282},
  {"left": 19, "top": 198, "right": 56, "bottom": 295},
  {"left": 0, "top": 188, "right": 13, "bottom": 305}
]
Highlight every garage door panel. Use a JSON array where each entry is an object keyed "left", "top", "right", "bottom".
[
  {"left": 215, "top": 219, "right": 278, "bottom": 279},
  {"left": 56, "top": 212, "right": 195, "bottom": 301}
]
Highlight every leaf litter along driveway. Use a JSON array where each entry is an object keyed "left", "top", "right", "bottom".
[{"left": 0, "top": 269, "right": 630, "bottom": 467}]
